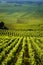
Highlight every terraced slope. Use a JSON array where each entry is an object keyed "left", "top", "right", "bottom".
[{"left": 0, "top": 36, "right": 43, "bottom": 65}]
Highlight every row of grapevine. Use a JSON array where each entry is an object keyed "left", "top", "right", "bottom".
[
  {"left": 1, "top": 37, "right": 23, "bottom": 65},
  {"left": 30, "top": 37, "right": 43, "bottom": 65},
  {"left": 0, "top": 30, "right": 43, "bottom": 36},
  {"left": 15, "top": 37, "right": 26, "bottom": 65},
  {"left": 27, "top": 37, "right": 36, "bottom": 65},
  {"left": 0, "top": 38, "right": 19, "bottom": 62},
  {"left": 0, "top": 36, "right": 43, "bottom": 65}
]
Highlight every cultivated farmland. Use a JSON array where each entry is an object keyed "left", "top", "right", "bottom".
[
  {"left": 0, "top": 36, "right": 43, "bottom": 65},
  {"left": 0, "top": 2, "right": 43, "bottom": 65}
]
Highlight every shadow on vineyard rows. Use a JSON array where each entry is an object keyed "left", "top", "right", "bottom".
[{"left": 0, "top": 36, "right": 43, "bottom": 65}]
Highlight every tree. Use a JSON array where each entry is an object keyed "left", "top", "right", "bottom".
[
  {"left": 0, "top": 21, "right": 4, "bottom": 28},
  {"left": 0, "top": 21, "right": 8, "bottom": 30}
]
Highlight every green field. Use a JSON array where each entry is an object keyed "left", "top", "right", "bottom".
[
  {"left": 0, "top": 3, "right": 43, "bottom": 30},
  {"left": 0, "top": 2, "right": 43, "bottom": 65},
  {"left": 0, "top": 3, "right": 43, "bottom": 25},
  {"left": 0, "top": 36, "right": 43, "bottom": 65}
]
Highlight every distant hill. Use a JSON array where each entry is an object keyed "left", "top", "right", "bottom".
[
  {"left": 0, "top": 1, "right": 43, "bottom": 27},
  {"left": 7, "top": 1, "right": 33, "bottom": 4},
  {"left": 7, "top": 1, "right": 43, "bottom": 4},
  {"left": 0, "top": 0, "right": 43, "bottom": 4}
]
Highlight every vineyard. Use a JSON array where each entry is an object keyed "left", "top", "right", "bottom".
[
  {"left": 0, "top": 30, "right": 43, "bottom": 37},
  {"left": 0, "top": 36, "right": 43, "bottom": 65},
  {"left": 0, "top": 1, "right": 43, "bottom": 65}
]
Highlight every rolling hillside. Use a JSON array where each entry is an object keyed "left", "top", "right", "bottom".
[{"left": 0, "top": 3, "right": 43, "bottom": 29}]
